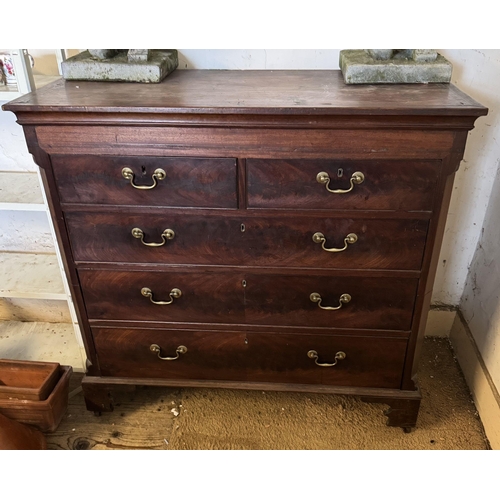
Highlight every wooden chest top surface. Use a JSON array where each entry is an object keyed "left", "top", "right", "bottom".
[{"left": 3, "top": 70, "right": 487, "bottom": 117}]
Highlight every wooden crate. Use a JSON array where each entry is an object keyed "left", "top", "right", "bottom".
[
  {"left": 0, "top": 366, "right": 72, "bottom": 432},
  {"left": 0, "top": 359, "right": 60, "bottom": 401}
]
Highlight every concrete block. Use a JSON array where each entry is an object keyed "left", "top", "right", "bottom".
[
  {"left": 62, "top": 49, "right": 178, "bottom": 83},
  {"left": 340, "top": 49, "right": 452, "bottom": 84}
]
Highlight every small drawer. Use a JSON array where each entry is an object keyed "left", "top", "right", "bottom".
[
  {"left": 93, "top": 328, "right": 407, "bottom": 389},
  {"left": 79, "top": 269, "right": 246, "bottom": 325},
  {"left": 67, "top": 211, "right": 428, "bottom": 271},
  {"left": 51, "top": 155, "right": 237, "bottom": 208},
  {"left": 243, "top": 274, "right": 419, "bottom": 331},
  {"left": 247, "top": 159, "right": 440, "bottom": 211}
]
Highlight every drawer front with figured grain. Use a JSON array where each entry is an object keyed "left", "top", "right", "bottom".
[
  {"left": 93, "top": 327, "right": 408, "bottom": 389},
  {"left": 51, "top": 155, "right": 237, "bottom": 208},
  {"left": 243, "top": 274, "right": 419, "bottom": 331},
  {"left": 66, "top": 211, "right": 429, "bottom": 270},
  {"left": 247, "top": 159, "right": 440, "bottom": 211},
  {"left": 80, "top": 269, "right": 418, "bottom": 331},
  {"left": 79, "top": 269, "right": 246, "bottom": 324}
]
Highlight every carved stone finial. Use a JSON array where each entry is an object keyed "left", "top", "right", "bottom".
[
  {"left": 127, "top": 49, "right": 150, "bottom": 62},
  {"left": 412, "top": 49, "right": 438, "bottom": 62},
  {"left": 366, "top": 49, "right": 394, "bottom": 60},
  {"left": 366, "top": 49, "right": 438, "bottom": 62},
  {"left": 88, "top": 49, "right": 120, "bottom": 60},
  {"left": 88, "top": 49, "right": 152, "bottom": 63}
]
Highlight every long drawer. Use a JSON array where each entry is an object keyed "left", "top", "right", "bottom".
[
  {"left": 51, "top": 155, "right": 237, "bottom": 208},
  {"left": 66, "top": 211, "right": 429, "bottom": 270},
  {"left": 247, "top": 159, "right": 440, "bottom": 211},
  {"left": 79, "top": 269, "right": 419, "bottom": 330},
  {"left": 93, "top": 327, "right": 408, "bottom": 389}
]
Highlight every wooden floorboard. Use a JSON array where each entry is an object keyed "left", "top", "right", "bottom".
[{"left": 47, "top": 374, "right": 182, "bottom": 450}]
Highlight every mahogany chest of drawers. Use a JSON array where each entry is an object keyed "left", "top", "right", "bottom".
[{"left": 4, "top": 70, "right": 487, "bottom": 431}]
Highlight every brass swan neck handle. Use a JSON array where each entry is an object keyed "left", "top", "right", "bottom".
[
  {"left": 310, "top": 292, "right": 351, "bottom": 311},
  {"left": 150, "top": 344, "right": 187, "bottom": 361},
  {"left": 122, "top": 167, "right": 166, "bottom": 190},
  {"left": 316, "top": 171, "right": 365, "bottom": 194},
  {"left": 308, "top": 350, "right": 346, "bottom": 367},
  {"left": 132, "top": 228, "right": 175, "bottom": 247},
  {"left": 313, "top": 232, "right": 358, "bottom": 253},
  {"left": 141, "top": 287, "right": 182, "bottom": 305}
]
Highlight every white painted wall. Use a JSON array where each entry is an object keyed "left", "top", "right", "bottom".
[
  {"left": 433, "top": 50, "right": 500, "bottom": 305},
  {"left": 0, "top": 109, "right": 54, "bottom": 253},
  {"left": 178, "top": 49, "right": 341, "bottom": 70},
  {"left": 461, "top": 183, "right": 500, "bottom": 389},
  {"left": 438, "top": 50, "right": 500, "bottom": 392},
  {"left": 0, "top": 108, "right": 38, "bottom": 172},
  {"left": 0, "top": 211, "right": 55, "bottom": 253}
]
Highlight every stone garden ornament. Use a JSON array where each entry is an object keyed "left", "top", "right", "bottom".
[
  {"left": 340, "top": 49, "right": 452, "bottom": 84},
  {"left": 61, "top": 49, "right": 178, "bottom": 83}
]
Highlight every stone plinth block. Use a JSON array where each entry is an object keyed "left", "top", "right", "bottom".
[
  {"left": 62, "top": 50, "right": 178, "bottom": 83},
  {"left": 340, "top": 50, "right": 452, "bottom": 84}
]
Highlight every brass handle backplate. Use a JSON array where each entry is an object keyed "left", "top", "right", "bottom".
[
  {"left": 122, "top": 167, "right": 166, "bottom": 190},
  {"left": 150, "top": 344, "right": 187, "bottom": 361},
  {"left": 141, "top": 287, "right": 182, "bottom": 305},
  {"left": 308, "top": 350, "right": 346, "bottom": 367},
  {"left": 310, "top": 292, "right": 351, "bottom": 310},
  {"left": 132, "top": 227, "right": 175, "bottom": 247},
  {"left": 316, "top": 171, "right": 365, "bottom": 194},
  {"left": 313, "top": 232, "right": 358, "bottom": 253}
]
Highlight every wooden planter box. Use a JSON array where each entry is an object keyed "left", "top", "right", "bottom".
[
  {"left": 0, "top": 359, "right": 60, "bottom": 401},
  {"left": 0, "top": 366, "right": 72, "bottom": 432}
]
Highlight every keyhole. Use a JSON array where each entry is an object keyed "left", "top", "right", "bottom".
[
  {"left": 141, "top": 165, "right": 146, "bottom": 175},
  {"left": 244, "top": 338, "right": 249, "bottom": 345},
  {"left": 242, "top": 280, "right": 247, "bottom": 288},
  {"left": 241, "top": 224, "right": 246, "bottom": 233},
  {"left": 337, "top": 168, "right": 344, "bottom": 178}
]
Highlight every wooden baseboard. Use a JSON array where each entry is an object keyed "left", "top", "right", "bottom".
[
  {"left": 425, "top": 308, "right": 457, "bottom": 337},
  {"left": 449, "top": 311, "right": 500, "bottom": 450}
]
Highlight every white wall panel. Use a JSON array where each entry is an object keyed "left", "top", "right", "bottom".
[{"left": 0, "top": 210, "right": 55, "bottom": 253}]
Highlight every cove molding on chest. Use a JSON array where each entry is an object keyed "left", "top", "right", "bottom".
[{"left": 3, "top": 69, "right": 487, "bottom": 432}]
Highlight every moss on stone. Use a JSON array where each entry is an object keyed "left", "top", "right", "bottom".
[{"left": 340, "top": 50, "right": 452, "bottom": 84}]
